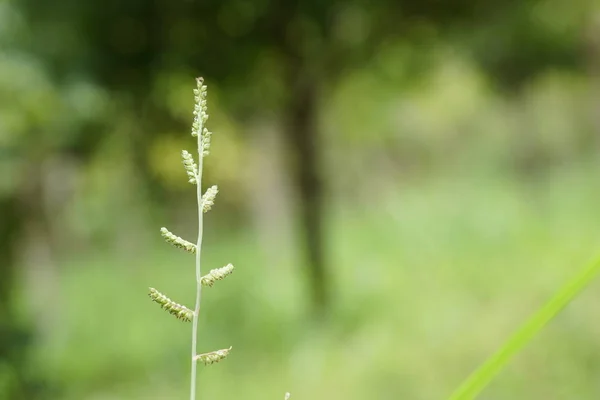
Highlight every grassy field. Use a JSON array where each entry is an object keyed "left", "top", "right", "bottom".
[{"left": 33, "top": 158, "right": 600, "bottom": 400}]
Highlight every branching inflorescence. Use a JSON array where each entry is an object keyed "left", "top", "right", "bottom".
[{"left": 148, "top": 77, "right": 234, "bottom": 400}]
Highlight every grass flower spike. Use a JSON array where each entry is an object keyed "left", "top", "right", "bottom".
[
  {"left": 160, "top": 227, "right": 197, "bottom": 254},
  {"left": 194, "top": 346, "right": 232, "bottom": 365},
  {"left": 191, "top": 77, "right": 208, "bottom": 137},
  {"left": 201, "top": 185, "right": 218, "bottom": 213},
  {"left": 201, "top": 128, "right": 212, "bottom": 156},
  {"left": 148, "top": 288, "right": 193, "bottom": 322},
  {"left": 147, "top": 77, "right": 235, "bottom": 400},
  {"left": 181, "top": 150, "right": 198, "bottom": 184},
  {"left": 200, "top": 264, "right": 234, "bottom": 287}
]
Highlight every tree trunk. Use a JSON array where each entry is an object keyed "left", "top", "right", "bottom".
[
  {"left": 585, "top": 11, "right": 600, "bottom": 150},
  {"left": 0, "top": 196, "right": 36, "bottom": 399},
  {"left": 283, "top": 64, "right": 329, "bottom": 317}
]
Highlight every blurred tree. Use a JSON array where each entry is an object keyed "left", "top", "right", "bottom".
[
  {"left": 0, "top": 3, "right": 109, "bottom": 396},
  {"left": 1, "top": 0, "right": 592, "bottom": 395},
  {"left": 0, "top": 196, "right": 29, "bottom": 399},
  {"left": 585, "top": 10, "right": 600, "bottom": 147},
  {"left": 15, "top": 0, "right": 588, "bottom": 318}
]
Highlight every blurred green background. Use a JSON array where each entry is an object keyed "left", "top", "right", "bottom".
[{"left": 2, "top": 0, "right": 600, "bottom": 398}]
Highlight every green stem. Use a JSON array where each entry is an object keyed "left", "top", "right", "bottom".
[
  {"left": 448, "top": 255, "right": 600, "bottom": 400},
  {"left": 190, "top": 131, "right": 204, "bottom": 400}
]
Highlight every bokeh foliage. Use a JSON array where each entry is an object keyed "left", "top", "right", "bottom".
[{"left": 1, "top": 0, "right": 599, "bottom": 398}]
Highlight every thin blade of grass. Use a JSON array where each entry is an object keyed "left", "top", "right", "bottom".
[{"left": 448, "top": 254, "right": 600, "bottom": 400}]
